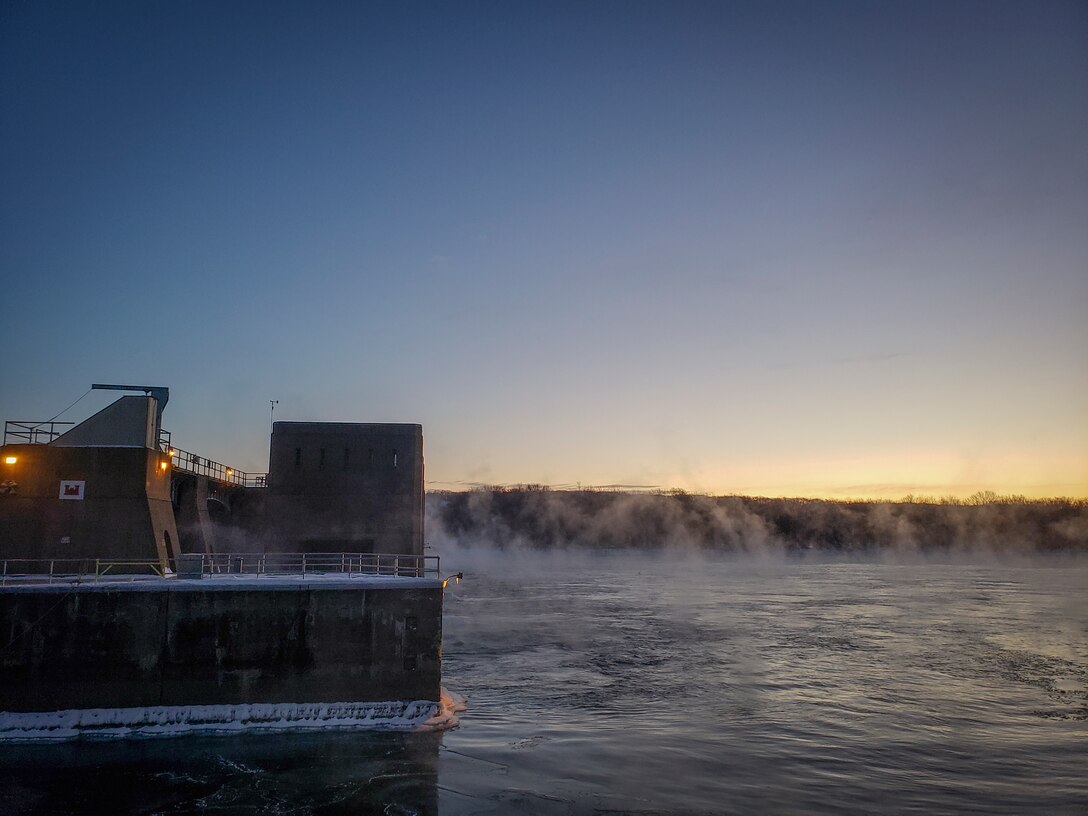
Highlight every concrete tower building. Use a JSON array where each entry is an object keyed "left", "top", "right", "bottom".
[{"left": 262, "top": 422, "right": 425, "bottom": 555}]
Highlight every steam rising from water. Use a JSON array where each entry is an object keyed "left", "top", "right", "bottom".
[{"left": 427, "top": 490, "right": 1087, "bottom": 556}]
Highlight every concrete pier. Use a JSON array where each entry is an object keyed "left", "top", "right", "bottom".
[{"left": 0, "top": 576, "right": 442, "bottom": 716}]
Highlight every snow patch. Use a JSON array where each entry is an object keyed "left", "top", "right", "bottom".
[{"left": 0, "top": 694, "right": 465, "bottom": 742}]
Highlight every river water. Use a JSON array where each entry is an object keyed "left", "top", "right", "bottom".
[{"left": 1, "top": 549, "right": 1085, "bottom": 814}]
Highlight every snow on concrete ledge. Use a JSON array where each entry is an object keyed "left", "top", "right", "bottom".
[
  {"left": 0, "top": 692, "right": 465, "bottom": 742},
  {"left": 0, "top": 573, "right": 442, "bottom": 593}
]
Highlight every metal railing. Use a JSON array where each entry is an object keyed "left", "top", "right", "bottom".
[
  {"left": 0, "top": 553, "right": 439, "bottom": 585},
  {"left": 168, "top": 446, "right": 268, "bottom": 487},
  {"left": 0, "top": 558, "right": 167, "bottom": 585},
  {"left": 3, "top": 421, "right": 75, "bottom": 445},
  {"left": 193, "top": 552, "right": 438, "bottom": 578},
  {"left": 0, "top": 421, "right": 268, "bottom": 489}
]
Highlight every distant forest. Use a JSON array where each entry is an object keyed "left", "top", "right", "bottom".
[{"left": 427, "top": 488, "right": 1088, "bottom": 553}]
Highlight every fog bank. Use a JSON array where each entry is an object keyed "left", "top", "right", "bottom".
[{"left": 427, "top": 489, "right": 1087, "bottom": 554}]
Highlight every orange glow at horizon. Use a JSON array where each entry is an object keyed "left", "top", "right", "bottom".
[
  {"left": 429, "top": 447, "right": 1088, "bottom": 500},
  {"left": 651, "top": 451, "right": 1088, "bottom": 499}
]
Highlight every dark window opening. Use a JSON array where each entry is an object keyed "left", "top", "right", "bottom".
[
  {"left": 343, "top": 448, "right": 350, "bottom": 470},
  {"left": 319, "top": 448, "right": 326, "bottom": 470},
  {"left": 294, "top": 448, "right": 302, "bottom": 469},
  {"left": 367, "top": 448, "right": 373, "bottom": 467}
]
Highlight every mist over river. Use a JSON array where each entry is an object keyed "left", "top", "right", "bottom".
[{"left": 1, "top": 549, "right": 1085, "bottom": 814}]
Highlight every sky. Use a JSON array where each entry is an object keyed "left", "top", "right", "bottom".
[{"left": 1, "top": 0, "right": 1086, "bottom": 499}]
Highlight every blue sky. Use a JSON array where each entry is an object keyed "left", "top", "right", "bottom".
[{"left": 2, "top": 0, "right": 1086, "bottom": 497}]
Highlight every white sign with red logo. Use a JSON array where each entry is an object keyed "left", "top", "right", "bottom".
[{"left": 59, "top": 480, "right": 85, "bottom": 500}]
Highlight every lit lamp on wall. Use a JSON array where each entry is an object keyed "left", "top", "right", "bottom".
[
  {"left": 441, "top": 572, "right": 463, "bottom": 589},
  {"left": 1, "top": 456, "right": 18, "bottom": 494}
]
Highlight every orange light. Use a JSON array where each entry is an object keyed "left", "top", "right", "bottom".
[
  {"left": 168, "top": 449, "right": 176, "bottom": 457},
  {"left": 3, "top": 456, "right": 16, "bottom": 465},
  {"left": 160, "top": 461, "right": 169, "bottom": 471},
  {"left": 226, "top": 468, "right": 233, "bottom": 475}
]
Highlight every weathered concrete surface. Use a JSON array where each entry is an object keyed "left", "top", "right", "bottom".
[
  {"left": 263, "top": 423, "right": 424, "bottom": 555},
  {"left": 0, "top": 444, "right": 179, "bottom": 565},
  {"left": 50, "top": 396, "right": 158, "bottom": 449},
  {"left": 173, "top": 473, "right": 217, "bottom": 555},
  {"left": 0, "top": 579, "right": 442, "bottom": 713}
]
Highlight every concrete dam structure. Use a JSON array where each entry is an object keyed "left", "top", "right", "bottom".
[
  {"left": 0, "top": 387, "right": 426, "bottom": 561},
  {"left": 0, "top": 385, "right": 452, "bottom": 740},
  {"left": 263, "top": 421, "right": 425, "bottom": 555},
  {"left": 0, "top": 395, "right": 180, "bottom": 566}
]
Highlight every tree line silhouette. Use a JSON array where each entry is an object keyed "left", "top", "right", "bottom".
[{"left": 428, "top": 488, "right": 1087, "bottom": 553}]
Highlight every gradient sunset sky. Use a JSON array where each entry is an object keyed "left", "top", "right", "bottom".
[{"left": 2, "top": 1, "right": 1085, "bottom": 498}]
